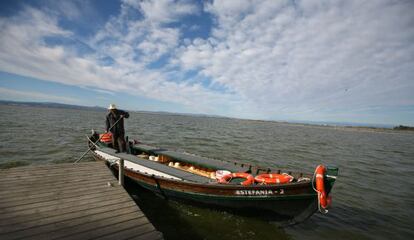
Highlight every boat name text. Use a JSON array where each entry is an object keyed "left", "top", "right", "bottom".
[{"left": 235, "top": 189, "right": 284, "bottom": 196}]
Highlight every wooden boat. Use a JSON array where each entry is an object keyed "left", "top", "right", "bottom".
[{"left": 87, "top": 132, "right": 338, "bottom": 223}]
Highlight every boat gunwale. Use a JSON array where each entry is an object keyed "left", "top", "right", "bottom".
[
  {"left": 92, "top": 149, "right": 319, "bottom": 191},
  {"left": 88, "top": 135, "right": 337, "bottom": 192}
]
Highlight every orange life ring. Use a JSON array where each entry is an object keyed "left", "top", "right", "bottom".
[
  {"left": 254, "top": 173, "right": 294, "bottom": 184},
  {"left": 315, "top": 165, "right": 331, "bottom": 209},
  {"left": 99, "top": 133, "right": 113, "bottom": 143},
  {"left": 219, "top": 173, "right": 255, "bottom": 186}
]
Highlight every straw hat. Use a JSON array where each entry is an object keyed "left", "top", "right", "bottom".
[{"left": 108, "top": 104, "right": 117, "bottom": 110}]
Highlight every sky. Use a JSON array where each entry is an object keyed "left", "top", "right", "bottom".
[{"left": 0, "top": 0, "right": 413, "bottom": 125}]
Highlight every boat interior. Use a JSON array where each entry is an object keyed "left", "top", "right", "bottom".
[{"left": 92, "top": 135, "right": 313, "bottom": 185}]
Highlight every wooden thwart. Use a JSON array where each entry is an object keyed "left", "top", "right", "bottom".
[{"left": 0, "top": 162, "right": 163, "bottom": 240}]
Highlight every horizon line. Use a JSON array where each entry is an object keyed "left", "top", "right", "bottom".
[{"left": 1, "top": 99, "right": 410, "bottom": 129}]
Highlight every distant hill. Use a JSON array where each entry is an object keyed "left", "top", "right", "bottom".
[
  {"left": 0, "top": 100, "right": 224, "bottom": 118},
  {"left": 0, "top": 100, "right": 225, "bottom": 118},
  {"left": 0, "top": 100, "right": 106, "bottom": 111},
  {"left": 134, "top": 109, "right": 227, "bottom": 119},
  {"left": 393, "top": 125, "right": 414, "bottom": 131}
]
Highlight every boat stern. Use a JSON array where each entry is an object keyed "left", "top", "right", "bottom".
[{"left": 325, "top": 166, "right": 339, "bottom": 195}]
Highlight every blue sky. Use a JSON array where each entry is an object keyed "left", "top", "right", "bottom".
[{"left": 0, "top": 0, "right": 413, "bottom": 125}]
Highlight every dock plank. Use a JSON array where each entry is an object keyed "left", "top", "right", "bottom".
[
  {"left": 0, "top": 204, "right": 136, "bottom": 235},
  {"left": 60, "top": 217, "right": 153, "bottom": 240},
  {"left": 0, "top": 206, "right": 138, "bottom": 240},
  {"left": 0, "top": 189, "right": 124, "bottom": 215},
  {"left": 0, "top": 195, "right": 129, "bottom": 225},
  {"left": 0, "top": 178, "right": 117, "bottom": 199},
  {"left": 0, "top": 184, "right": 125, "bottom": 208},
  {"left": 0, "top": 162, "right": 163, "bottom": 240},
  {"left": 0, "top": 187, "right": 126, "bottom": 213},
  {"left": 130, "top": 230, "right": 165, "bottom": 240},
  {"left": 28, "top": 211, "right": 144, "bottom": 240},
  {"left": 0, "top": 192, "right": 126, "bottom": 220},
  {"left": 92, "top": 222, "right": 156, "bottom": 240},
  {"left": 0, "top": 171, "right": 111, "bottom": 185}
]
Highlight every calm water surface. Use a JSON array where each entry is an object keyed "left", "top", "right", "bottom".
[{"left": 0, "top": 105, "right": 413, "bottom": 240}]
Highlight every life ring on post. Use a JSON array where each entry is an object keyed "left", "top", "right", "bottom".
[
  {"left": 219, "top": 173, "right": 255, "bottom": 186},
  {"left": 315, "top": 165, "right": 331, "bottom": 211},
  {"left": 254, "top": 173, "right": 294, "bottom": 184}
]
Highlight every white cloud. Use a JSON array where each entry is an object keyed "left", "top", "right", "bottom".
[
  {"left": 0, "top": 0, "right": 413, "bottom": 123},
  {"left": 0, "top": 3, "right": 239, "bottom": 116},
  {"left": 87, "top": 88, "right": 115, "bottom": 95},
  {"left": 124, "top": 0, "right": 199, "bottom": 24},
  {"left": 173, "top": 0, "right": 414, "bottom": 121},
  {"left": 51, "top": 1, "right": 82, "bottom": 20}
]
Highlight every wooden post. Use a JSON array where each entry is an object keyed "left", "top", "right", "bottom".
[{"left": 119, "top": 158, "right": 124, "bottom": 186}]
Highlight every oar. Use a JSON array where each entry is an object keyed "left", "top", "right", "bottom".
[{"left": 74, "top": 116, "right": 124, "bottom": 164}]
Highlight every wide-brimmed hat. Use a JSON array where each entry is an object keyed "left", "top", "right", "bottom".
[{"left": 108, "top": 104, "right": 117, "bottom": 110}]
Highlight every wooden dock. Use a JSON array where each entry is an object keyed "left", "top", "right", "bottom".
[{"left": 0, "top": 161, "right": 163, "bottom": 240}]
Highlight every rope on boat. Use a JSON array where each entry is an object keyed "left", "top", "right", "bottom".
[
  {"left": 108, "top": 159, "right": 118, "bottom": 167},
  {"left": 152, "top": 174, "right": 168, "bottom": 200}
]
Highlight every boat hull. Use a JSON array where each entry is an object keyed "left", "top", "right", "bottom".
[
  {"left": 131, "top": 177, "right": 318, "bottom": 221},
  {"left": 92, "top": 152, "right": 320, "bottom": 222}
]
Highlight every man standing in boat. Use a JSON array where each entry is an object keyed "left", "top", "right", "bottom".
[{"left": 106, "top": 104, "right": 129, "bottom": 153}]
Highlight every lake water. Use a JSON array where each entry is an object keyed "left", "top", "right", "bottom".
[{"left": 0, "top": 104, "right": 413, "bottom": 240}]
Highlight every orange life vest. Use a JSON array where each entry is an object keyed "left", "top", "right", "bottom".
[{"left": 99, "top": 133, "right": 113, "bottom": 143}]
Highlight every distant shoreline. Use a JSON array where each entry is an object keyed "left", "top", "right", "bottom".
[
  {"left": 1, "top": 100, "right": 413, "bottom": 132},
  {"left": 0, "top": 100, "right": 106, "bottom": 111}
]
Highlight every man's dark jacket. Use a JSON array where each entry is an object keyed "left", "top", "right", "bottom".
[{"left": 106, "top": 109, "right": 129, "bottom": 135}]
